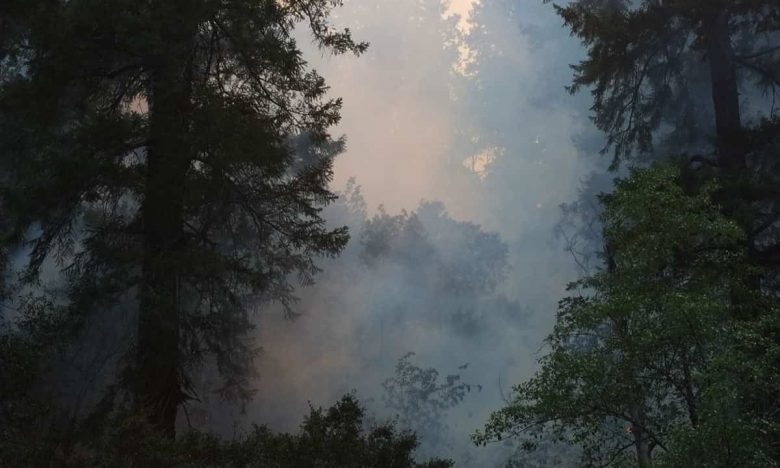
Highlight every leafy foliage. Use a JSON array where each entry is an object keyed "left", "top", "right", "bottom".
[
  {"left": 357, "top": 201, "right": 520, "bottom": 336},
  {"left": 361, "top": 201, "right": 509, "bottom": 295},
  {"left": 0, "top": 381, "right": 453, "bottom": 468},
  {"left": 382, "top": 353, "right": 480, "bottom": 454},
  {"left": 88, "top": 395, "right": 452, "bottom": 468},
  {"left": 475, "top": 164, "right": 780, "bottom": 466}
]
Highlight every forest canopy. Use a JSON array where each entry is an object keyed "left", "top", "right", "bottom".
[{"left": 1, "top": 0, "right": 780, "bottom": 467}]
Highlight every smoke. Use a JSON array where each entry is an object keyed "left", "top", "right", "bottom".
[
  {"left": 3, "top": 1, "right": 775, "bottom": 466},
  {"left": 199, "top": 0, "right": 610, "bottom": 465}
]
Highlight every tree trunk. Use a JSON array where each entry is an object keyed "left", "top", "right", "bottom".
[
  {"left": 635, "top": 428, "right": 653, "bottom": 468},
  {"left": 608, "top": 240, "right": 655, "bottom": 466},
  {"left": 706, "top": 9, "right": 745, "bottom": 171},
  {"left": 136, "top": 16, "right": 194, "bottom": 438}
]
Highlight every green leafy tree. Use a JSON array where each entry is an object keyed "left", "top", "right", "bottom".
[
  {"left": 475, "top": 164, "right": 780, "bottom": 467},
  {"left": 0, "top": 0, "right": 365, "bottom": 437},
  {"left": 536, "top": 5, "right": 780, "bottom": 463}
]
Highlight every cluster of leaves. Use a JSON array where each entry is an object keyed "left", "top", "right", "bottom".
[
  {"left": 475, "top": 164, "right": 780, "bottom": 467},
  {"left": 475, "top": 1, "right": 780, "bottom": 466},
  {"left": 1, "top": 331, "right": 453, "bottom": 468},
  {"left": 0, "top": 294, "right": 103, "bottom": 466},
  {"left": 355, "top": 201, "right": 523, "bottom": 336},
  {"left": 88, "top": 395, "right": 452, "bottom": 468},
  {"left": 361, "top": 202, "right": 508, "bottom": 296},
  {"left": 382, "top": 353, "right": 480, "bottom": 453},
  {"left": 1, "top": 291, "right": 457, "bottom": 467},
  {"left": 5, "top": 397, "right": 453, "bottom": 468}
]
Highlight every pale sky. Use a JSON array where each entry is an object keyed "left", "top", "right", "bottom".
[
  {"left": 308, "top": 0, "right": 475, "bottom": 215},
  {"left": 447, "top": 0, "right": 478, "bottom": 31},
  {"left": 307, "top": 0, "right": 590, "bottom": 230}
]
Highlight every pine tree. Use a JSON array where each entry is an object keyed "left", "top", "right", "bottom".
[
  {"left": 548, "top": 0, "right": 779, "bottom": 169},
  {"left": 0, "top": 0, "right": 365, "bottom": 437}
]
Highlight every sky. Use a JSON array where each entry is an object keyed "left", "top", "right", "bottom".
[
  {"left": 447, "top": 0, "right": 478, "bottom": 31},
  {"left": 305, "top": 0, "right": 600, "bottom": 230}
]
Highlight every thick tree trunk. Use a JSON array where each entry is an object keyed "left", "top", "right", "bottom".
[
  {"left": 705, "top": 9, "right": 766, "bottom": 291},
  {"left": 136, "top": 18, "right": 193, "bottom": 438},
  {"left": 706, "top": 10, "right": 745, "bottom": 171}
]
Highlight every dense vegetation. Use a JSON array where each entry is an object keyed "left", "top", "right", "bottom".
[
  {"left": 475, "top": 164, "right": 780, "bottom": 466},
  {"left": 477, "top": 1, "right": 780, "bottom": 466},
  {"left": 1, "top": 0, "right": 779, "bottom": 467}
]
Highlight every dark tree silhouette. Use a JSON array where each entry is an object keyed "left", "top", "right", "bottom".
[{"left": 0, "top": 0, "right": 365, "bottom": 437}]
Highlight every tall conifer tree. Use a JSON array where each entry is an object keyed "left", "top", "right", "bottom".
[
  {"left": 0, "top": 0, "right": 365, "bottom": 436},
  {"left": 547, "top": 0, "right": 779, "bottom": 169}
]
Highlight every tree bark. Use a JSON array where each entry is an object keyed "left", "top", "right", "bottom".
[
  {"left": 635, "top": 427, "right": 653, "bottom": 468},
  {"left": 136, "top": 13, "right": 194, "bottom": 438},
  {"left": 706, "top": 9, "right": 745, "bottom": 171}
]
